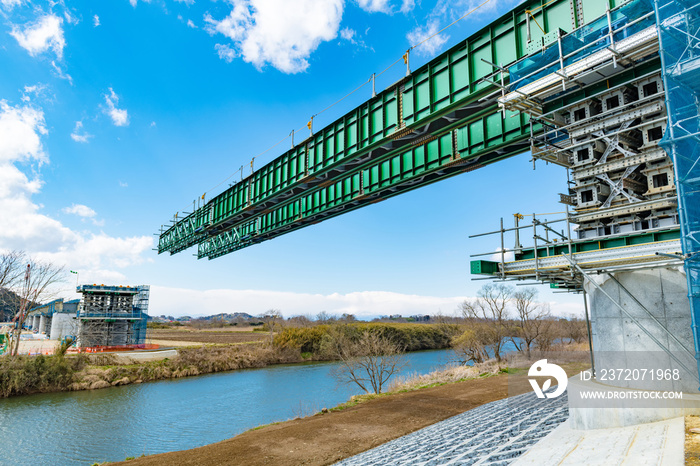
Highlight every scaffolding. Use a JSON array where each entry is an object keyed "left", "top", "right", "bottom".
[
  {"left": 76, "top": 285, "right": 149, "bottom": 348},
  {"left": 471, "top": 0, "right": 700, "bottom": 382},
  {"left": 654, "top": 0, "right": 700, "bottom": 380}
]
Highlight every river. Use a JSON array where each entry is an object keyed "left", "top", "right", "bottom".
[{"left": 0, "top": 348, "right": 456, "bottom": 465}]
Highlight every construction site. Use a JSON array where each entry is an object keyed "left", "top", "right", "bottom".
[
  {"left": 155, "top": 0, "right": 700, "bottom": 435},
  {"left": 20, "top": 284, "right": 151, "bottom": 352}
]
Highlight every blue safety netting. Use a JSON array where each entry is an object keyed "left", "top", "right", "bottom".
[
  {"left": 655, "top": 0, "right": 700, "bottom": 384},
  {"left": 509, "top": 0, "right": 656, "bottom": 91}
]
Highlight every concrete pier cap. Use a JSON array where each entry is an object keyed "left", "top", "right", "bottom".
[{"left": 571, "top": 265, "right": 700, "bottom": 428}]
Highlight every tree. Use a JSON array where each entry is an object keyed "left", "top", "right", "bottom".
[
  {"left": 0, "top": 251, "right": 24, "bottom": 321},
  {"left": 451, "top": 324, "right": 492, "bottom": 365},
  {"left": 331, "top": 330, "right": 406, "bottom": 394},
  {"left": 316, "top": 311, "right": 336, "bottom": 324},
  {"left": 561, "top": 315, "right": 587, "bottom": 343},
  {"left": 459, "top": 284, "right": 513, "bottom": 362},
  {"left": 510, "top": 287, "right": 551, "bottom": 359},
  {"left": 258, "top": 309, "right": 283, "bottom": 344},
  {"left": 8, "top": 258, "right": 65, "bottom": 356}
]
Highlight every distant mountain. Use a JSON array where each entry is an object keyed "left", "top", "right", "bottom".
[{"left": 198, "top": 312, "right": 254, "bottom": 322}]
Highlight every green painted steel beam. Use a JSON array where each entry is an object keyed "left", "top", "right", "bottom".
[{"left": 160, "top": 0, "right": 626, "bottom": 259}]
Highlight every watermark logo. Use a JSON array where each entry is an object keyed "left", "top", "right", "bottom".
[{"left": 528, "top": 359, "right": 568, "bottom": 399}]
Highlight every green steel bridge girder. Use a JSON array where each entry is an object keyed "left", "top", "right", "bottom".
[
  {"left": 197, "top": 113, "right": 534, "bottom": 259},
  {"left": 159, "top": 0, "right": 628, "bottom": 259}
]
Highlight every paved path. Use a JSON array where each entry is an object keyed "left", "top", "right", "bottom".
[{"left": 336, "top": 391, "right": 569, "bottom": 466}]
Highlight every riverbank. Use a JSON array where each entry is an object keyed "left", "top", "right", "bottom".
[
  {"left": 112, "top": 358, "right": 587, "bottom": 466},
  {"left": 1, "top": 322, "right": 459, "bottom": 398}
]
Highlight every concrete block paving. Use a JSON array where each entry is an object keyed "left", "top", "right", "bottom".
[{"left": 336, "top": 391, "right": 569, "bottom": 466}]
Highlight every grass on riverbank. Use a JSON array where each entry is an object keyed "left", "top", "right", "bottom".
[
  {"left": 328, "top": 342, "right": 590, "bottom": 413},
  {"left": 0, "top": 343, "right": 301, "bottom": 397}
]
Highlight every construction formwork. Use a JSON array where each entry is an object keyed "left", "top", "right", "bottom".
[{"left": 76, "top": 285, "right": 149, "bottom": 348}]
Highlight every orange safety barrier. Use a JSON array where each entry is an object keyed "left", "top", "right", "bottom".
[{"left": 76, "top": 343, "right": 160, "bottom": 353}]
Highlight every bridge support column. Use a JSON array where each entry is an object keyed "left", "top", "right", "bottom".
[{"left": 568, "top": 266, "right": 700, "bottom": 428}]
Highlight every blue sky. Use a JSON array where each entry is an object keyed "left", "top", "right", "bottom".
[{"left": 0, "top": 0, "right": 584, "bottom": 318}]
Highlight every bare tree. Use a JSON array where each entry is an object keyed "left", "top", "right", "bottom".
[
  {"left": 460, "top": 284, "right": 513, "bottom": 362},
  {"left": 331, "top": 330, "right": 406, "bottom": 394},
  {"left": 258, "top": 309, "right": 283, "bottom": 344},
  {"left": 316, "top": 311, "right": 336, "bottom": 324},
  {"left": 510, "top": 287, "right": 551, "bottom": 359},
  {"left": 0, "top": 251, "right": 24, "bottom": 322},
  {"left": 451, "top": 324, "right": 491, "bottom": 365},
  {"left": 8, "top": 258, "right": 65, "bottom": 356},
  {"left": 561, "top": 315, "right": 587, "bottom": 343}
]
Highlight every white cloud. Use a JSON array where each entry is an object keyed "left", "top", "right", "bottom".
[
  {"left": 205, "top": 0, "right": 344, "bottom": 73},
  {"left": 63, "top": 203, "right": 96, "bottom": 218},
  {"left": 187, "top": 19, "right": 196, "bottom": 28},
  {"left": 21, "top": 84, "right": 48, "bottom": 103},
  {"left": 357, "top": 0, "right": 392, "bottom": 13},
  {"left": 150, "top": 286, "right": 470, "bottom": 318},
  {"left": 93, "top": 15, "right": 100, "bottom": 27},
  {"left": 10, "top": 15, "right": 66, "bottom": 60},
  {"left": 0, "top": 101, "right": 47, "bottom": 165},
  {"left": 340, "top": 27, "right": 355, "bottom": 42},
  {"left": 119, "top": 181, "right": 128, "bottom": 188},
  {"left": 51, "top": 61, "right": 73, "bottom": 84},
  {"left": 407, "top": 20, "right": 448, "bottom": 56},
  {"left": 214, "top": 43, "right": 237, "bottom": 62},
  {"left": 104, "top": 88, "right": 129, "bottom": 126},
  {"left": 0, "top": 101, "right": 152, "bottom": 283},
  {"left": 70, "top": 121, "right": 92, "bottom": 143},
  {"left": 175, "top": 0, "right": 195, "bottom": 5},
  {"left": 1, "top": 0, "right": 22, "bottom": 11},
  {"left": 400, "top": 0, "right": 415, "bottom": 13}
]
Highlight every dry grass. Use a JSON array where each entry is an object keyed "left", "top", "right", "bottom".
[
  {"left": 387, "top": 342, "right": 591, "bottom": 394},
  {"left": 146, "top": 328, "right": 266, "bottom": 345},
  {"left": 686, "top": 416, "right": 700, "bottom": 465}
]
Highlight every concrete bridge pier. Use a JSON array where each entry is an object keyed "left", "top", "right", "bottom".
[{"left": 568, "top": 266, "right": 700, "bottom": 428}]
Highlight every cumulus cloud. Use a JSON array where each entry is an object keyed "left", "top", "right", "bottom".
[
  {"left": 93, "top": 15, "right": 100, "bottom": 27},
  {"left": 407, "top": 20, "right": 448, "bottom": 56},
  {"left": 70, "top": 121, "right": 92, "bottom": 143},
  {"left": 10, "top": 14, "right": 66, "bottom": 60},
  {"left": 104, "top": 88, "right": 129, "bottom": 126},
  {"left": 187, "top": 19, "right": 196, "bottom": 28},
  {"left": 0, "top": 101, "right": 47, "bottom": 165},
  {"left": 0, "top": 101, "right": 152, "bottom": 284},
  {"left": 205, "top": 0, "right": 343, "bottom": 73}
]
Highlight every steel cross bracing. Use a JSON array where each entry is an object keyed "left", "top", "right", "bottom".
[{"left": 158, "top": 0, "right": 627, "bottom": 260}]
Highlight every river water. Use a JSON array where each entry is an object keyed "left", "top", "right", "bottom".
[{"left": 0, "top": 349, "right": 455, "bottom": 465}]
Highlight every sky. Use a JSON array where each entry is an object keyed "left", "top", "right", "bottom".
[{"left": 0, "top": 0, "right": 585, "bottom": 319}]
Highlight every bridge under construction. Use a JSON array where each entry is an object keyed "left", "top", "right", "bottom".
[{"left": 159, "top": 0, "right": 700, "bottom": 426}]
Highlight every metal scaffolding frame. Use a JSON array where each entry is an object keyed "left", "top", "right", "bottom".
[
  {"left": 76, "top": 285, "right": 149, "bottom": 348},
  {"left": 654, "top": 0, "right": 700, "bottom": 383}
]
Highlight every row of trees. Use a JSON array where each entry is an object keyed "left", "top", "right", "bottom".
[
  {"left": 0, "top": 251, "right": 64, "bottom": 357},
  {"left": 454, "top": 284, "right": 587, "bottom": 364}
]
